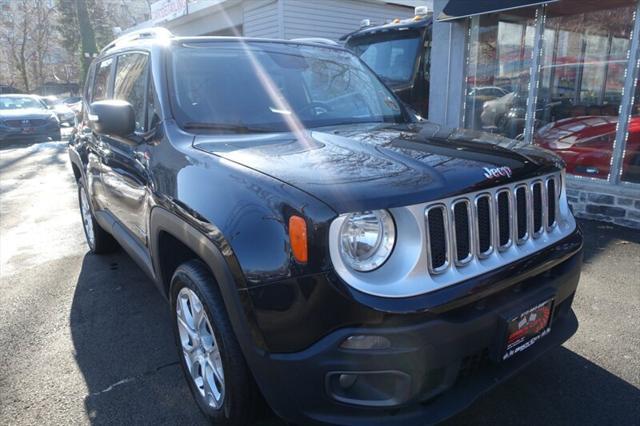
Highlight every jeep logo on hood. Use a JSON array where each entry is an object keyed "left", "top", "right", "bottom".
[{"left": 483, "top": 166, "right": 513, "bottom": 179}]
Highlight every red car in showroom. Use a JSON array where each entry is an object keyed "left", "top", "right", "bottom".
[{"left": 534, "top": 115, "right": 640, "bottom": 181}]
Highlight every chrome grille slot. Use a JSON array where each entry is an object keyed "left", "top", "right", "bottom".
[
  {"left": 496, "top": 190, "right": 512, "bottom": 250},
  {"left": 475, "top": 195, "right": 493, "bottom": 257},
  {"left": 452, "top": 200, "right": 472, "bottom": 265},
  {"left": 532, "top": 181, "right": 543, "bottom": 236},
  {"left": 515, "top": 185, "right": 528, "bottom": 243},
  {"left": 547, "top": 177, "right": 557, "bottom": 228},
  {"left": 425, "top": 205, "right": 449, "bottom": 273}
]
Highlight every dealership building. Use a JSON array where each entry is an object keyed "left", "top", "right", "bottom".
[{"left": 429, "top": 0, "right": 640, "bottom": 228}]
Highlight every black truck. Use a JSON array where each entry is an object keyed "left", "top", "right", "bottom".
[
  {"left": 342, "top": 7, "right": 433, "bottom": 118},
  {"left": 69, "top": 28, "right": 582, "bottom": 425}
]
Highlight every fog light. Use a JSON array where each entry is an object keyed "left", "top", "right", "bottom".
[
  {"left": 338, "top": 373, "right": 358, "bottom": 389},
  {"left": 340, "top": 335, "right": 391, "bottom": 350}
]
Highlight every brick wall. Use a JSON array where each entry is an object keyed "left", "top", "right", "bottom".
[{"left": 566, "top": 179, "right": 640, "bottom": 230}]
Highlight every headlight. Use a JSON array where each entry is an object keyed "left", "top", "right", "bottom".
[{"left": 339, "top": 210, "right": 395, "bottom": 272}]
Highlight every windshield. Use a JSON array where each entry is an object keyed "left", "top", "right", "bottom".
[
  {"left": 347, "top": 31, "right": 421, "bottom": 85},
  {"left": 42, "top": 97, "right": 61, "bottom": 106},
  {"left": 170, "top": 41, "right": 405, "bottom": 132},
  {"left": 0, "top": 96, "right": 45, "bottom": 110}
]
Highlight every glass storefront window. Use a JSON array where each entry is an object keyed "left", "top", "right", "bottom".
[
  {"left": 532, "top": 3, "right": 636, "bottom": 180},
  {"left": 622, "top": 77, "right": 640, "bottom": 183},
  {"left": 464, "top": 12, "right": 536, "bottom": 139}
]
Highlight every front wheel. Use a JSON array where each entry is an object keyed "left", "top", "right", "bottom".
[{"left": 171, "top": 260, "right": 256, "bottom": 425}]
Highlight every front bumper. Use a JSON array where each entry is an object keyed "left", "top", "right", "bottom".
[
  {"left": 245, "top": 228, "right": 583, "bottom": 425},
  {"left": 0, "top": 125, "right": 61, "bottom": 143}
]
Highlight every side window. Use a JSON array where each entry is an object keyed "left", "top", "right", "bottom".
[
  {"left": 93, "top": 58, "right": 113, "bottom": 102},
  {"left": 113, "top": 53, "right": 149, "bottom": 133}
]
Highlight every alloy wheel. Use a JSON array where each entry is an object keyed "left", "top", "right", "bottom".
[
  {"left": 79, "top": 188, "right": 95, "bottom": 249},
  {"left": 176, "top": 287, "right": 225, "bottom": 409}
]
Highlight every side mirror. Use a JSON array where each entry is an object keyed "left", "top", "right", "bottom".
[{"left": 89, "top": 100, "right": 135, "bottom": 137}]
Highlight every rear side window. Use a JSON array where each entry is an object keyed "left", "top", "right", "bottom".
[
  {"left": 113, "top": 53, "right": 149, "bottom": 132},
  {"left": 93, "top": 58, "right": 113, "bottom": 102}
]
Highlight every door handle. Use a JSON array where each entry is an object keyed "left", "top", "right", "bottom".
[{"left": 133, "top": 151, "right": 149, "bottom": 162}]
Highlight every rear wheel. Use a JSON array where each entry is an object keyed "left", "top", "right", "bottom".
[
  {"left": 171, "top": 260, "right": 256, "bottom": 425},
  {"left": 77, "top": 180, "right": 116, "bottom": 254}
]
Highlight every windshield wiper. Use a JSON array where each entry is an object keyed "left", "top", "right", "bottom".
[
  {"left": 379, "top": 76, "right": 405, "bottom": 85},
  {"left": 183, "top": 122, "right": 273, "bottom": 133}
]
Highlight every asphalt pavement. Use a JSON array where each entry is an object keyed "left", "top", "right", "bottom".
[{"left": 0, "top": 138, "right": 638, "bottom": 425}]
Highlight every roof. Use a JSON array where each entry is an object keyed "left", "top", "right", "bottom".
[
  {"left": 99, "top": 28, "right": 351, "bottom": 58},
  {"left": 340, "top": 14, "right": 432, "bottom": 41}
]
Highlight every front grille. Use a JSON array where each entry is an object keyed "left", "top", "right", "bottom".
[
  {"left": 424, "top": 173, "right": 562, "bottom": 276},
  {"left": 5, "top": 119, "right": 47, "bottom": 127}
]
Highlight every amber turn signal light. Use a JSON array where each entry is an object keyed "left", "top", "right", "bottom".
[{"left": 289, "top": 215, "right": 308, "bottom": 263}]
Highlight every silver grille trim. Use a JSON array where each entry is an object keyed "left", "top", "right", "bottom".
[
  {"left": 328, "top": 172, "right": 575, "bottom": 299},
  {"left": 495, "top": 188, "right": 514, "bottom": 251},
  {"left": 451, "top": 199, "right": 473, "bottom": 267}
]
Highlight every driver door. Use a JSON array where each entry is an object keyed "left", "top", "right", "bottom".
[{"left": 99, "top": 52, "right": 152, "bottom": 246}]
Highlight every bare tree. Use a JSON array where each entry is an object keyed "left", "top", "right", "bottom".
[{"left": 0, "top": 0, "right": 56, "bottom": 92}]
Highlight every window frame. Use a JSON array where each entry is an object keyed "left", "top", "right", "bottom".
[{"left": 113, "top": 50, "right": 152, "bottom": 134}]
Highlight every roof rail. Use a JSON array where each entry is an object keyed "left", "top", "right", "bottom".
[
  {"left": 100, "top": 27, "right": 173, "bottom": 54},
  {"left": 290, "top": 37, "right": 339, "bottom": 46}
]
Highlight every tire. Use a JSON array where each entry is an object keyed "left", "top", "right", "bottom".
[
  {"left": 77, "top": 180, "right": 117, "bottom": 254},
  {"left": 170, "top": 260, "right": 256, "bottom": 426}
]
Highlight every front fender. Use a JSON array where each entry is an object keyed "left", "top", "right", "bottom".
[{"left": 166, "top": 151, "right": 337, "bottom": 288}]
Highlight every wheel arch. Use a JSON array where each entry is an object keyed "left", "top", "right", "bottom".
[
  {"left": 68, "top": 147, "right": 84, "bottom": 182},
  {"left": 148, "top": 206, "right": 267, "bottom": 353}
]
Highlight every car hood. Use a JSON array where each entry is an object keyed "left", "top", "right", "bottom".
[
  {"left": 194, "top": 121, "right": 562, "bottom": 213},
  {"left": 0, "top": 108, "right": 53, "bottom": 120},
  {"left": 535, "top": 116, "right": 618, "bottom": 147}
]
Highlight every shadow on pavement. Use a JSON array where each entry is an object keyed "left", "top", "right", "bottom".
[
  {"left": 69, "top": 251, "right": 282, "bottom": 425},
  {"left": 69, "top": 251, "right": 209, "bottom": 425},
  {"left": 578, "top": 218, "right": 640, "bottom": 264},
  {"left": 445, "top": 345, "right": 640, "bottom": 425}
]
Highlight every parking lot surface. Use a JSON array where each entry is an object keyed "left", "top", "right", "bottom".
[{"left": 0, "top": 140, "right": 638, "bottom": 425}]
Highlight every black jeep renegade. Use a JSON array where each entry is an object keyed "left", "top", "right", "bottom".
[{"left": 69, "top": 28, "right": 583, "bottom": 425}]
